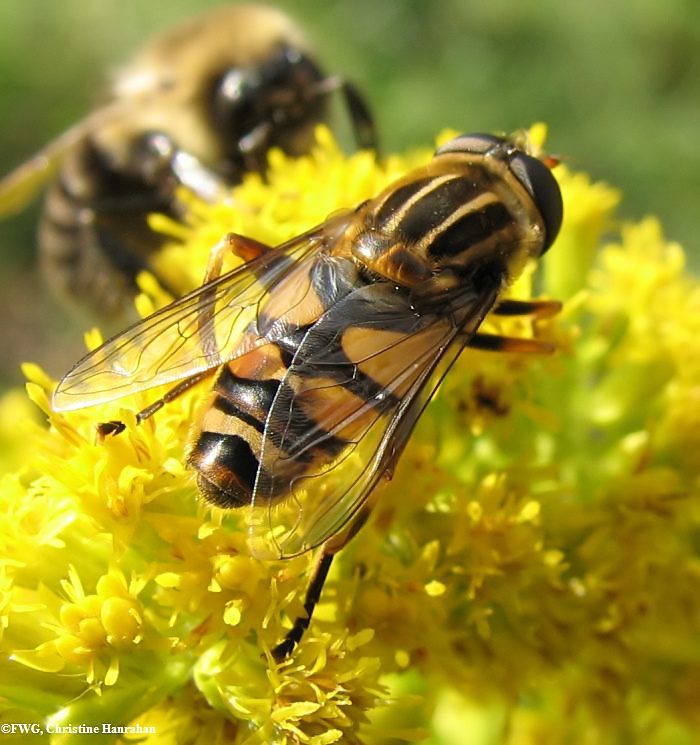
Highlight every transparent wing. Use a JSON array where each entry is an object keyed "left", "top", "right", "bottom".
[
  {"left": 247, "top": 280, "right": 501, "bottom": 559},
  {"left": 52, "top": 220, "right": 345, "bottom": 411},
  {"left": 0, "top": 103, "right": 126, "bottom": 218}
]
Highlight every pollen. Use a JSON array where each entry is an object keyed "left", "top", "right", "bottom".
[
  {"left": 1, "top": 126, "right": 698, "bottom": 743},
  {"left": 424, "top": 580, "right": 446, "bottom": 597}
]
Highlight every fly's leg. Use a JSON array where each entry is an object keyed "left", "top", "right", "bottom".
[
  {"left": 271, "top": 550, "right": 336, "bottom": 661},
  {"left": 200, "top": 232, "right": 273, "bottom": 286},
  {"left": 96, "top": 368, "right": 217, "bottom": 440},
  {"left": 272, "top": 502, "right": 374, "bottom": 661},
  {"left": 197, "top": 232, "right": 274, "bottom": 360},
  {"left": 468, "top": 333, "right": 555, "bottom": 354},
  {"left": 468, "top": 296, "right": 562, "bottom": 354},
  {"left": 97, "top": 233, "right": 273, "bottom": 439},
  {"left": 271, "top": 296, "right": 562, "bottom": 658},
  {"left": 492, "top": 298, "right": 561, "bottom": 318}
]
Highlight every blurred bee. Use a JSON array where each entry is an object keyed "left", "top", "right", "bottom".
[
  {"left": 52, "top": 132, "right": 563, "bottom": 659},
  {"left": 0, "top": 4, "right": 376, "bottom": 320}
]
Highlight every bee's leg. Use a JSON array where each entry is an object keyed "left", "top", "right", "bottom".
[
  {"left": 340, "top": 80, "right": 379, "bottom": 152},
  {"left": 272, "top": 504, "right": 374, "bottom": 661},
  {"left": 492, "top": 298, "right": 562, "bottom": 318},
  {"left": 467, "top": 333, "right": 555, "bottom": 354},
  {"left": 96, "top": 368, "right": 216, "bottom": 440}
]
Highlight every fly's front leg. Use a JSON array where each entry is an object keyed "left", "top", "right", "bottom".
[
  {"left": 468, "top": 333, "right": 555, "bottom": 354},
  {"left": 96, "top": 233, "right": 272, "bottom": 440},
  {"left": 197, "top": 232, "right": 274, "bottom": 362},
  {"left": 468, "top": 297, "right": 562, "bottom": 354},
  {"left": 200, "top": 232, "right": 273, "bottom": 286},
  {"left": 492, "top": 298, "right": 562, "bottom": 318}
]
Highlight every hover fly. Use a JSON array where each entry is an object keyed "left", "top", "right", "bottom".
[
  {"left": 52, "top": 132, "right": 563, "bottom": 659},
  {"left": 0, "top": 4, "right": 376, "bottom": 320}
]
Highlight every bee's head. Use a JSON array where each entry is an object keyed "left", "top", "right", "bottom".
[{"left": 210, "top": 43, "right": 327, "bottom": 174}]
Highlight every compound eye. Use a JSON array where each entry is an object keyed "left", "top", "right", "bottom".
[
  {"left": 435, "top": 132, "right": 507, "bottom": 157},
  {"left": 219, "top": 67, "right": 258, "bottom": 103},
  {"left": 213, "top": 67, "right": 262, "bottom": 138},
  {"left": 510, "top": 152, "right": 563, "bottom": 253}
]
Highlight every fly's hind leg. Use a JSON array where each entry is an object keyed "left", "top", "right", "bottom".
[
  {"left": 272, "top": 503, "right": 374, "bottom": 662},
  {"left": 271, "top": 550, "right": 336, "bottom": 661}
]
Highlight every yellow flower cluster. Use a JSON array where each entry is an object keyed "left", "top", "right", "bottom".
[{"left": 0, "top": 126, "right": 698, "bottom": 744}]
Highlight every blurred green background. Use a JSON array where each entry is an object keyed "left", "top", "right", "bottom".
[{"left": 0, "top": 0, "right": 698, "bottom": 386}]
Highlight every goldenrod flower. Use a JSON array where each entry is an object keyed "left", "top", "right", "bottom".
[{"left": 1, "top": 127, "right": 698, "bottom": 744}]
